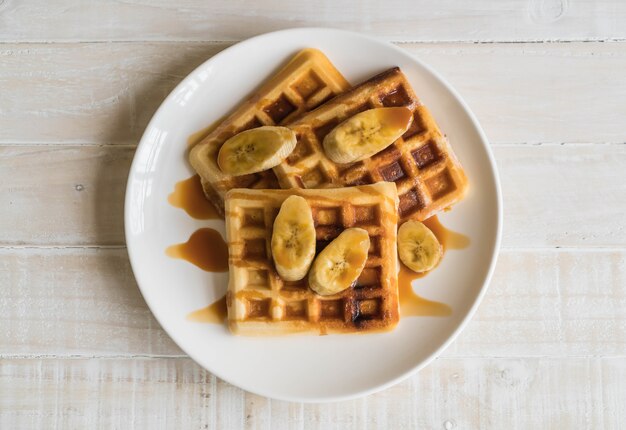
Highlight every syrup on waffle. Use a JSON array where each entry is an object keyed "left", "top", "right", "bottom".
[
  {"left": 189, "top": 48, "right": 351, "bottom": 215},
  {"left": 274, "top": 67, "right": 468, "bottom": 222},
  {"left": 224, "top": 182, "right": 399, "bottom": 336}
]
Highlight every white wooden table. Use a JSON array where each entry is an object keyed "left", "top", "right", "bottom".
[{"left": 1, "top": 1, "right": 625, "bottom": 428}]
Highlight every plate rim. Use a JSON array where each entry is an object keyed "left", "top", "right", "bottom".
[{"left": 124, "top": 27, "right": 503, "bottom": 403}]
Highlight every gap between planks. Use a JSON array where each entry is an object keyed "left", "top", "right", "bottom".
[
  {"left": 1, "top": 245, "right": 625, "bottom": 252},
  {"left": 2, "top": 0, "right": 626, "bottom": 45},
  {"left": 2, "top": 38, "right": 626, "bottom": 45},
  {"left": 3, "top": 355, "right": 626, "bottom": 360},
  {"left": 1, "top": 141, "right": 625, "bottom": 147}
]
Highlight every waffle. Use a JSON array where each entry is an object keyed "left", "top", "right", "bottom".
[
  {"left": 225, "top": 182, "right": 399, "bottom": 336},
  {"left": 189, "top": 48, "right": 351, "bottom": 215},
  {"left": 273, "top": 67, "right": 468, "bottom": 222}
]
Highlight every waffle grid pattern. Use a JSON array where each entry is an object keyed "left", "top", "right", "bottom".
[
  {"left": 189, "top": 49, "right": 351, "bottom": 214},
  {"left": 225, "top": 183, "right": 399, "bottom": 335},
  {"left": 275, "top": 67, "right": 468, "bottom": 221}
]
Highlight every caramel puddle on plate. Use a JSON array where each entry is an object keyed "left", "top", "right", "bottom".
[
  {"left": 173, "top": 120, "right": 230, "bottom": 324},
  {"left": 398, "top": 263, "right": 452, "bottom": 317},
  {"left": 399, "top": 215, "right": 470, "bottom": 317},
  {"left": 422, "top": 215, "right": 470, "bottom": 252},
  {"left": 187, "top": 295, "right": 227, "bottom": 324},
  {"left": 168, "top": 174, "right": 221, "bottom": 220},
  {"left": 170, "top": 119, "right": 227, "bottom": 219},
  {"left": 166, "top": 228, "right": 229, "bottom": 272},
  {"left": 168, "top": 228, "right": 228, "bottom": 324}
]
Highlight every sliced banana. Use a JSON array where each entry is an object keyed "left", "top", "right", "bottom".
[
  {"left": 398, "top": 220, "right": 442, "bottom": 273},
  {"left": 271, "top": 195, "right": 316, "bottom": 281},
  {"left": 323, "top": 107, "right": 413, "bottom": 164},
  {"left": 308, "top": 228, "right": 370, "bottom": 296},
  {"left": 217, "top": 126, "right": 296, "bottom": 176}
]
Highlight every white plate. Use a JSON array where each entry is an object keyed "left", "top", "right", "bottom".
[{"left": 125, "top": 28, "right": 502, "bottom": 402}]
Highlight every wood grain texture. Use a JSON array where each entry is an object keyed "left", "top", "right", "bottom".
[
  {"left": 1, "top": 144, "right": 624, "bottom": 247},
  {"left": 0, "top": 0, "right": 625, "bottom": 43},
  {"left": 452, "top": 249, "right": 626, "bottom": 357},
  {"left": 1, "top": 357, "right": 624, "bottom": 429},
  {"left": 0, "top": 43, "right": 226, "bottom": 145},
  {"left": 0, "top": 145, "right": 133, "bottom": 246},
  {"left": 1, "top": 3, "right": 625, "bottom": 423},
  {"left": 1, "top": 248, "right": 624, "bottom": 358},
  {"left": 0, "top": 248, "right": 180, "bottom": 356},
  {"left": 496, "top": 145, "right": 626, "bottom": 248},
  {"left": 2, "top": 43, "right": 626, "bottom": 145}
]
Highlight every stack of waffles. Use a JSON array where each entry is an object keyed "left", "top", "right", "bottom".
[{"left": 189, "top": 49, "right": 468, "bottom": 335}]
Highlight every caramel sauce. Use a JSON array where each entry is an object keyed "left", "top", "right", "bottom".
[
  {"left": 166, "top": 228, "right": 229, "bottom": 272},
  {"left": 170, "top": 121, "right": 231, "bottom": 326},
  {"left": 398, "top": 263, "right": 452, "bottom": 317},
  {"left": 235, "top": 290, "right": 267, "bottom": 300},
  {"left": 187, "top": 295, "right": 228, "bottom": 323},
  {"left": 168, "top": 174, "right": 221, "bottom": 220},
  {"left": 422, "top": 215, "right": 470, "bottom": 252},
  {"left": 398, "top": 216, "right": 469, "bottom": 317}
]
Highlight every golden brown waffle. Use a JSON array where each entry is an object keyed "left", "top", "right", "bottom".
[
  {"left": 225, "top": 182, "right": 399, "bottom": 336},
  {"left": 189, "top": 48, "right": 351, "bottom": 215},
  {"left": 274, "top": 67, "right": 468, "bottom": 222}
]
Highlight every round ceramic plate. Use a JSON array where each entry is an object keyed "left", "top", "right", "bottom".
[{"left": 125, "top": 28, "right": 502, "bottom": 402}]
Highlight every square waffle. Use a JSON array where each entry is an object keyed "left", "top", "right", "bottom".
[
  {"left": 189, "top": 48, "right": 351, "bottom": 215},
  {"left": 274, "top": 67, "right": 468, "bottom": 222},
  {"left": 224, "top": 182, "right": 399, "bottom": 336}
]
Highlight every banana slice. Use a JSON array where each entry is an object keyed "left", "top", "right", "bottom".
[
  {"left": 398, "top": 220, "right": 442, "bottom": 273},
  {"left": 323, "top": 107, "right": 413, "bottom": 164},
  {"left": 217, "top": 126, "right": 297, "bottom": 176},
  {"left": 308, "top": 228, "right": 370, "bottom": 296},
  {"left": 271, "top": 195, "right": 316, "bottom": 281}
]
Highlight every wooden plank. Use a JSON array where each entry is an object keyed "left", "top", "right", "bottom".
[
  {"left": 0, "top": 43, "right": 225, "bottom": 145},
  {"left": 0, "top": 357, "right": 624, "bottom": 428},
  {"left": 0, "top": 248, "right": 181, "bottom": 356},
  {"left": 1, "top": 248, "right": 624, "bottom": 358},
  {"left": 497, "top": 144, "right": 626, "bottom": 248},
  {"left": 410, "top": 43, "right": 626, "bottom": 145},
  {"left": 1, "top": 1, "right": 625, "bottom": 43},
  {"left": 451, "top": 249, "right": 626, "bottom": 357},
  {"left": 0, "top": 145, "right": 134, "bottom": 246},
  {"left": 1, "top": 42, "right": 626, "bottom": 145},
  {"left": 1, "top": 144, "right": 625, "bottom": 248}
]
